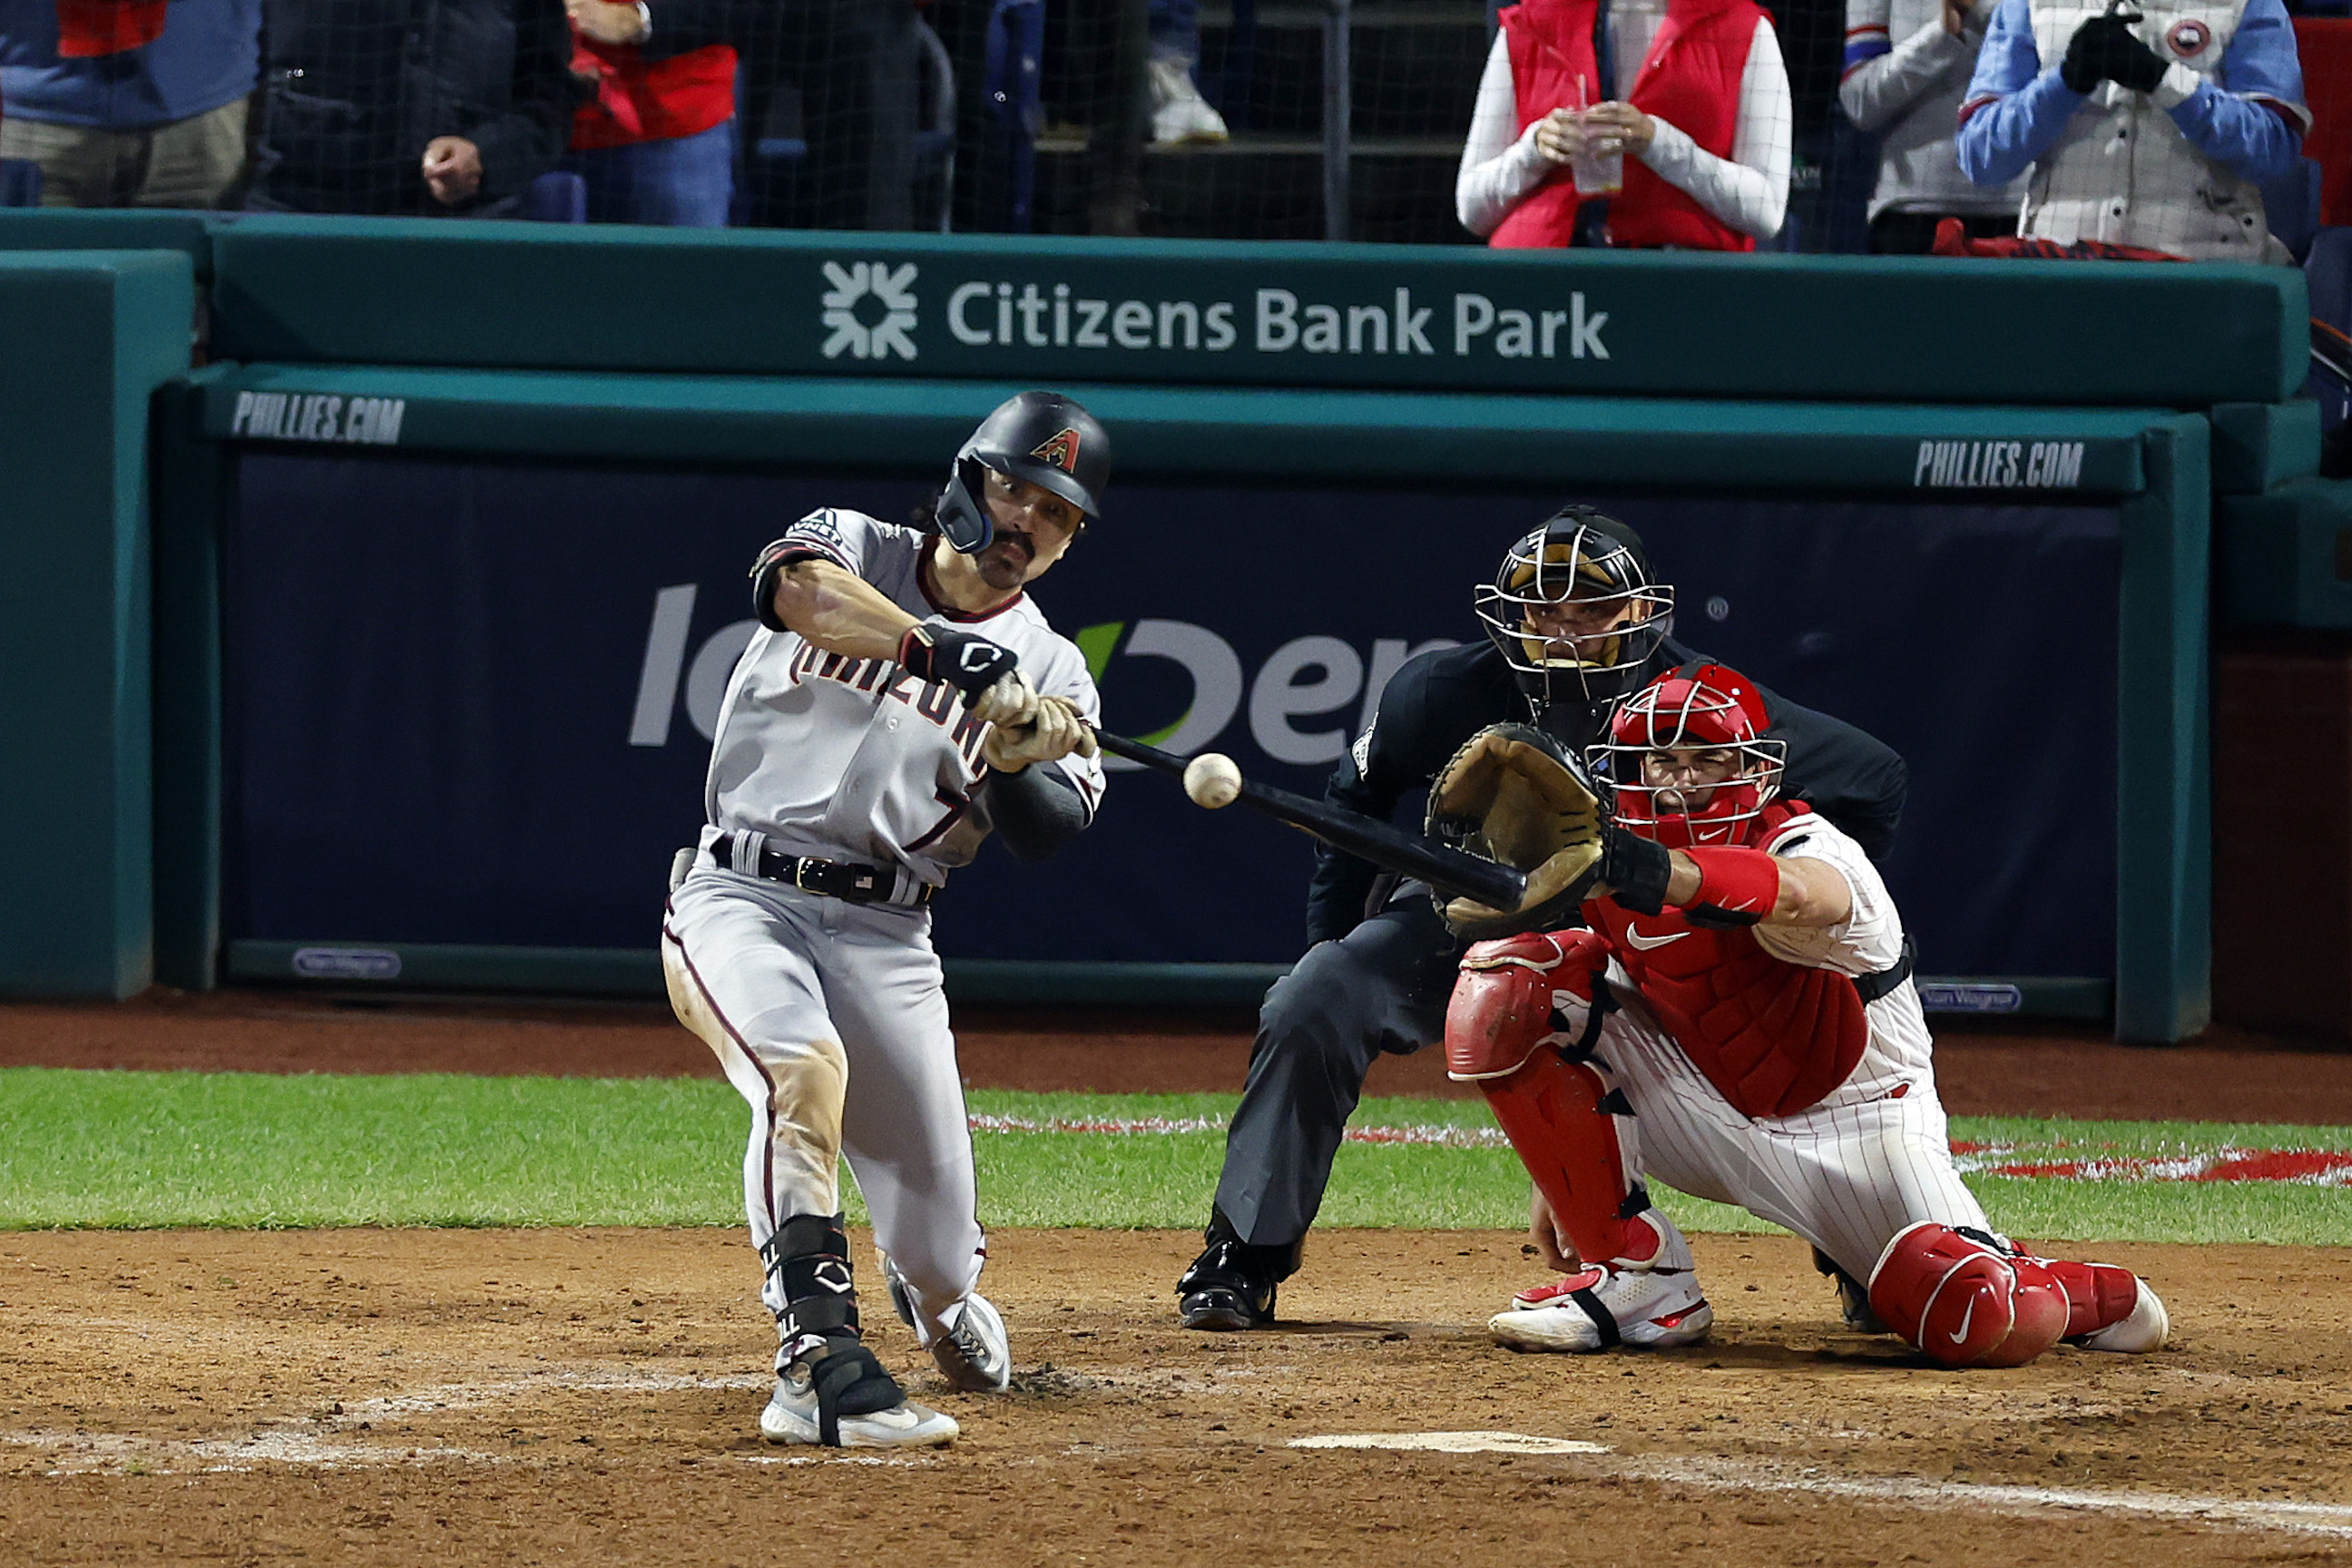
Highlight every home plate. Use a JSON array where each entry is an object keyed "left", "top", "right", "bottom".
[{"left": 1290, "top": 1432, "right": 1612, "bottom": 1455}]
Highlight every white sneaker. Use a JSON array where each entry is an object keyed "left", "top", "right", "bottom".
[
  {"left": 760, "top": 1340, "right": 958, "bottom": 1448},
  {"left": 2073, "top": 1278, "right": 2169, "bottom": 1353},
  {"left": 886, "top": 1259, "right": 1013, "bottom": 1393},
  {"left": 1150, "top": 53, "right": 1229, "bottom": 146},
  {"left": 1490, "top": 1210, "right": 1712, "bottom": 1353}
]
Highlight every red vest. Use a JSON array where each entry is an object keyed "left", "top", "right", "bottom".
[
  {"left": 569, "top": 34, "right": 737, "bottom": 151},
  {"left": 1584, "top": 803, "right": 1870, "bottom": 1118},
  {"left": 1490, "top": 0, "right": 1763, "bottom": 253},
  {"left": 55, "top": 0, "right": 166, "bottom": 58}
]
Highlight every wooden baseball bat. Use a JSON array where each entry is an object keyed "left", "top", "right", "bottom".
[{"left": 1090, "top": 729, "right": 1530, "bottom": 913}]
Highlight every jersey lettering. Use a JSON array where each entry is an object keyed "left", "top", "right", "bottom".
[{"left": 788, "top": 642, "right": 988, "bottom": 763}]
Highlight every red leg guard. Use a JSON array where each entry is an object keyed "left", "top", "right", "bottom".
[
  {"left": 2037, "top": 1258, "right": 2143, "bottom": 1338},
  {"left": 1867, "top": 1223, "right": 2069, "bottom": 1369},
  {"left": 1477, "top": 1053, "right": 1644, "bottom": 1267}
]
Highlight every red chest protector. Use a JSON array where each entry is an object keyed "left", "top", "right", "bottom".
[
  {"left": 1490, "top": 0, "right": 1762, "bottom": 253},
  {"left": 1584, "top": 802, "right": 1869, "bottom": 1118}
]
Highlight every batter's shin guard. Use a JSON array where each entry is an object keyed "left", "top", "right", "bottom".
[
  {"left": 1446, "top": 931, "right": 1642, "bottom": 1267},
  {"left": 761, "top": 1213, "right": 906, "bottom": 1446}
]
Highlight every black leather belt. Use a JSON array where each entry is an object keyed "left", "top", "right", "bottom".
[{"left": 720, "top": 839, "right": 935, "bottom": 907}]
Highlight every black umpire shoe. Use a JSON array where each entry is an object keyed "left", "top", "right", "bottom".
[
  {"left": 1177, "top": 1238, "right": 1277, "bottom": 1329},
  {"left": 1813, "top": 1246, "right": 1889, "bottom": 1334},
  {"left": 1176, "top": 1219, "right": 1298, "bottom": 1330}
]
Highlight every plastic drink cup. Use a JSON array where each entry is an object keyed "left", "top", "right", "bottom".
[{"left": 1571, "top": 113, "right": 1623, "bottom": 196}]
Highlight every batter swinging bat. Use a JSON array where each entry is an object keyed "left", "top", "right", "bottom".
[{"left": 1088, "top": 728, "right": 1530, "bottom": 912}]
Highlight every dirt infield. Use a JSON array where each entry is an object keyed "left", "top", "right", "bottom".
[
  {"left": 4, "top": 1227, "right": 2350, "bottom": 1565},
  {"left": 4, "top": 992, "right": 2351, "bottom": 1563}
]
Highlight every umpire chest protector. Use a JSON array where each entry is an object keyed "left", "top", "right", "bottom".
[
  {"left": 1586, "top": 803, "right": 1877, "bottom": 1118},
  {"left": 2020, "top": 0, "right": 2275, "bottom": 260}
]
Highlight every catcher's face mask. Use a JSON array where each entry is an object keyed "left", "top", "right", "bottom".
[
  {"left": 1594, "top": 667, "right": 1785, "bottom": 849},
  {"left": 1474, "top": 511, "right": 1673, "bottom": 706}
]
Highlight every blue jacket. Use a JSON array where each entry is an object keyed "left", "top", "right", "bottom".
[{"left": 0, "top": 0, "right": 260, "bottom": 130}]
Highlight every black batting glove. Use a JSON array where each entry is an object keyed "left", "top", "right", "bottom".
[
  {"left": 1599, "top": 826, "right": 1672, "bottom": 917},
  {"left": 898, "top": 622, "right": 1018, "bottom": 697}
]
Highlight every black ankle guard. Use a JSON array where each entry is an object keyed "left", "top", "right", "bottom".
[
  {"left": 799, "top": 1337, "right": 906, "bottom": 1445},
  {"left": 761, "top": 1213, "right": 862, "bottom": 1349}
]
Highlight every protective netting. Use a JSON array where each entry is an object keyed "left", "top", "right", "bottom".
[{"left": 0, "top": 0, "right": 2331, "bottom": 255}]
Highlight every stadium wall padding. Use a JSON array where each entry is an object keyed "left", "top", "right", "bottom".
[
  {"left": 191, "top": 217, "right": 2307, "bottom": 405},
  {"left": 0, "top": 250, "right": 194, "bottom": 997}
]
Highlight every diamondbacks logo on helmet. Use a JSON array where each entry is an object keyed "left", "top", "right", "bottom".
[{"left": 1030, "top": 427, "right": 1083, "bottom": 474}]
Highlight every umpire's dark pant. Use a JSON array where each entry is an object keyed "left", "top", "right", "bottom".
[{"left": 1211, "top": 895, "right": 1465, "bottom": 1253}]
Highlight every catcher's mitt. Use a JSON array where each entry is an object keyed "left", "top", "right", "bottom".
[{"left": 1424, "top": 722, "right": 1608, "bottom": 940}]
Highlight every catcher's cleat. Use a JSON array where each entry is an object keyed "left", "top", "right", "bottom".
[
  {"left": 1813, "top": 1246, "right": 1890, "bottom": 1334},
  {"left": 1492, "top": 1210, "right": 1711, "bottom": 1353},
  {"left": 2070, "top": 1276, "right": 2168, "bottom": 1354},
  {"left": 884, "top": 1259, "right": 1014, "bottom": 1392},
  {"left": 1176, "top": 1238, "right": 1279, "bottom": 1331},
  {"left": 761, "top": 1336, "right": 957, "bottom": 1448}
]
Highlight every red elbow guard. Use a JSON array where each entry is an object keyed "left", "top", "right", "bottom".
[{"left": 1676, "top": 846, "right": 1779, "bottom": 928}]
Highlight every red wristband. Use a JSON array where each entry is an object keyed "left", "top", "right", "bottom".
[{"left": 1676, "top": 846, "right": 1779, "bottom": 928}]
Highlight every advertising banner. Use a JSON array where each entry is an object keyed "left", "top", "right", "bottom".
[
  {"left": 226, "top": 453, "right": 2119, "bottom": 976},
  {"left": 206, "top": 219, "right": 2304, "bottom": 407}
]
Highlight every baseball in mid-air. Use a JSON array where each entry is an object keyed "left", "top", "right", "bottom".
[{"left": 1183, "top": 751, "right": 1243, "bottom": 809}]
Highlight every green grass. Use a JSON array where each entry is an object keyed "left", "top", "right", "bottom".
[{"left": 0, "top": 1069, "right": 2346, "bottom": 1244}]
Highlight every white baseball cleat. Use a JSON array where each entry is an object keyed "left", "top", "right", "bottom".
[
  {"left": 1490, "top": 1210, "right": 1713, "bottom": 1353},
  {"left": 1149, "top": 53, "right": 1229, "bottom": 145},
  {"left": 885, "top": 1260, "right": 1013, "bottom": 1392},
  {"left": 760, "top": 1340, "right": 958, "bottom": 1448},
  {"left": 2073, "top": 1277, "right": 2170, "bottom": 1354},
  {"left": 927, "top": 1293, "right": 1013, "bottom": 1392}
]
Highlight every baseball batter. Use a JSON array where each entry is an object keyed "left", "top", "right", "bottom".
[
  {"left": 661, "top": 392, "right": 1111, "bottom": 1446},
  {"left": 1441, "top": 664, "right": 2168, "bottom": 1368}
]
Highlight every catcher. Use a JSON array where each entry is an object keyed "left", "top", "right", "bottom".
[
  {"left": 1431, "top": 663, "right": 2167, "bottom": 1367},
  {"left": 1177, "top": 506, "right": 1908, "bottom": 1331}
]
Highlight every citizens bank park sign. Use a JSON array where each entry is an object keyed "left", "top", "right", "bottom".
[{"left": 812, "top": 256, "right": 1614, "bottom": 372}]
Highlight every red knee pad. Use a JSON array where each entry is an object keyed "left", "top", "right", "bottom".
[
  {"left": 1446, "top": 928, "right": 1610, "bottom": 1081},
  {"left": 1867, "top": 1222, "right": 2069, "bottom": 1369}
]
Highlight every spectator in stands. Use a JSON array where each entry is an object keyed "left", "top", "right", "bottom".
[
  {"left": 563, "top": 0, "right": 738, "bottom": 225},
  {"left": 1150, "top": 0, "right": 1227, "bottom": 145},
  {"left": 246, "top": 0, "right": 581, "bottom": 217},
  {"left": 1840, "top": 0, "right": 2023, "bottom": 251},
  {"left": 1456, "top": 0, "right": 1792, "bottom": 249},
  {"left": 0, "top": 0, "right": 260, "bottom": 208},
  {"left": 1955, "top": 0, "right": 2308, "bottom": 260}
]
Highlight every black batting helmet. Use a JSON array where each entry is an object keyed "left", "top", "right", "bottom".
[
  {"left": 934, "top": 391, "right": 1112, "bottom": 554},
  {"left": 1473, "top": 505, "right": 1674, "bottom": 706}
]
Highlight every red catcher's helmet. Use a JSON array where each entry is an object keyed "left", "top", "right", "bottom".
[{"left": 1595, "top": 664, "right": 1786, "bottom": 848}]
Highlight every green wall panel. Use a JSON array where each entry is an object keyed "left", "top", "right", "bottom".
[{"left": 0, "top": 250, "right": 194, "bottom": 996}]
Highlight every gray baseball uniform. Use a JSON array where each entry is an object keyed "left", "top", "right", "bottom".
[{"left": 662, "top": 506, "right": 1104, "bottom": 1340}]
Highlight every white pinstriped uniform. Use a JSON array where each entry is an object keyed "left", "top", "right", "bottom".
[
  {"left": 662, "top": 509, "right": 1104, "bottom": 1338},
  {"left": 1587, "top": 814, "right": 1987, "bottom": 1280}
]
